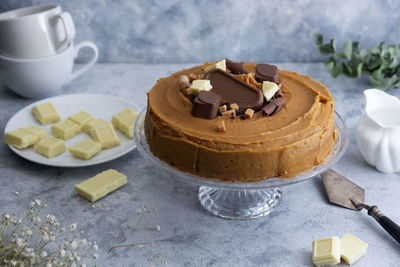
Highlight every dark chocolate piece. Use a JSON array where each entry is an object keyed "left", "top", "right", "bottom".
[
  {"left": 206, "top": 69, "right": 264, "bottom": 110},
  {"left": 191, "top": 91, "right": 221, "bottom": 119},
  {"left": 275, "top": 88, "right": 283, "bottom": 98},
  {"left": 255, "top": 64, "right": 279, "bottom": 84},
  {"left": 262, "top": 98, "right": 285, "bottom": 116},
  {"left": 226, "top": 58, "right": 248, "bottom": 74}
]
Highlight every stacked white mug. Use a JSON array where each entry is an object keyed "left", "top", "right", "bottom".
[{"left": 0, "top": 4, "right": 98, "bottom": 98}]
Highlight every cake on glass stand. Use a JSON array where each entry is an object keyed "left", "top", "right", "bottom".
[{"left": 134, "top": 108, "right": 348, "bottom": 219}]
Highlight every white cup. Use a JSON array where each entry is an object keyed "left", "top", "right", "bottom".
[
  {"left": 0, "top": 41, "right": 99, "bottom": 99},
  {"left": 0, "top": 5, "right": 75, "bottom": 59}
]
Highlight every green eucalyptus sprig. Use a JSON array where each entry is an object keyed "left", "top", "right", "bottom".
[{"left": 311, "top": 32, "right": 400, "bottom": 90}]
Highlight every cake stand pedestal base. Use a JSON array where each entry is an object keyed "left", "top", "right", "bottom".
[{"left": 198, "top": 186, "right": 282, "bottom": 219}]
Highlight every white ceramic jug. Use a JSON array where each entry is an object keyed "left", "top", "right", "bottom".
[{"left": 356, "top": 89, "right": 400, "bottom": 173}]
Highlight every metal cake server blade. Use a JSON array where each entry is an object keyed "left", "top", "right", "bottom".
[
  {"left": 322, "top": 169, "right": 364, "bottom": 210},
  {"left": 322, "top": 169, "right": 400, "bottom": 244}
]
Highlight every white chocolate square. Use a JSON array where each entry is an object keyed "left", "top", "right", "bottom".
[
  {"left": 204, "top": 59, "right": 226, "bottom": 72},
  {"left": 68, "top": 139, "right": 101, "bottom": 160},
  {"left": 119, "top": 116, "right": 136, "bottom": 139},
  {"left": 68, "top": 111, "right": 95, "bottom": 127},
  {"left": 341, "top": 233, "right": 368, "bottom": 265},
  {"left": 112, "top": 108, "right": 137, "bottom": 139},
  {"left": 190, "top": 79, "right": 213, "bottom": 94},
  {"left": 21, "top": 126, "right": 47, "bottom": 142},
  {"left": 312, "top": 236, "right": 341, "bottom": 266},
  {"left": 31, "top": 102, "right": 60, "bottom": 125},
  {"left": 111, "top": 108, "right": 137, "bottom": 129},
  {"left": 262, "top": 81, "right": 279, "bottom": 101},
  {"left": 74, "top": 169, "right": 127, "bottom": 202},
  {"left": 34, "top": 136, "right": 66, "bottom": 158},
  {"left": 92, "top": 125, "right": 120, "bottom": 149},
  {"left": 4, "top": 129, "right": 36, "bottom": 149},
  {"left": 83, "top": 118, "right": 110, "bottom": 135},
  {"left": 51, "top": 119, "right": 81, "bottom": 140}
]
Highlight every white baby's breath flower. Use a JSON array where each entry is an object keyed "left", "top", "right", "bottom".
[
  {"left": 46, "top": 263, "right": 52, "bottom": 267},
  {"left": 14, "top": 191, "right": 19, "bottom": 196},
  {"left": 59, "top": 248, "right": 66, "bottom": 258},
  {"left": 60, "top": 227, "right": 65, "bottom": 233},
  {"left": 155, "top": 225, "right": 161, "bottom": 231},
  {"left": 70, "top": 223, "right": 77, "bottom": 231},
  {"left": 71, "top": 240, "right": 78, "bottom": 249},
  {"left": 41, "top": 232, "right": 49, "bottom": 241},
  {"left": 71, "top": 263, "right": 77, "bottom": 267},
  {"left": 49, "top": 232, "right": 55, "bottom": 241},
  {"left": 80, "top": 239, "right": 87, "bottom": 245},
  {"left": 81, "top": 230, "right": 85, "bottom": 235},
  {"left": 46, "top": 215, "right": 59, "bottom": 226},
  {"left": 136, "top": 208, "right": 142, "bottom": 214},
  {"left": 35, "top": 199, "right": 41, "bottom": 206},
  {"left": 30, "top": 201, "right": 35, "bottom": 207},
  {"left": 10, "top": 260, "right": 17, "bottom": 266},
  {"left": 33, "top": 216, "right": 41, "bottom": 223},
  {"left": 93, "top": 253, "right": 99, "bottom": 259},
  {"left": 40, "top": 250, "right": 48, "bottom": 258},
  {"left": 80, "top": 264, "right": 86, "bottom": 267},
  {"left": 16, "top": 237, "right": 25, "bottom": 248},
  {"left": 92, "top": 244, "right": 98, "bottom": 251}
]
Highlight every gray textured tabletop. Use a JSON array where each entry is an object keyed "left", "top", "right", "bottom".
[{"left": 1, "top": 63, "right": 399, "bottom": 267}]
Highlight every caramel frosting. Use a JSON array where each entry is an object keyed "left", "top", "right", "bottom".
[{"left": 145, "top": 62, "right": 337, "bottom": 182}]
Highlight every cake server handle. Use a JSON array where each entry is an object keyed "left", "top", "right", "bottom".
[
  {"left": 368, "top": 205, "right": 400, "bottom": 244},
  {"left": 352, "top": 199, "right": 400, "bottom": 244}
]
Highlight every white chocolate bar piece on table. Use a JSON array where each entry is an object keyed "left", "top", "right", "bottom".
[
  {"left": 31, "top": 102, "right": 60, "bottom": 125},
  {"left": 51, "top": 119, "right": 81, "bottom": 140},
  {"left": 34, "top": 136, "right": 66, "bottom": 158},
  {"left": 312, "top": 236, "right": 341, "bottom": 266},
  {"left": 341, "top": 233, "right": 368, "bottom": 265},
  {"left": 74, "top": 169, "right": 127, "bottom": 202},
  {"left": 68, "top": 111, "right": 95, "bottom": 128},
  {"left": 68, "top": 139, "right": 101, "bottom": 160}
]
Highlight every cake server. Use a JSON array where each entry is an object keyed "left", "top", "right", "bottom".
[{"left": 322, "top": 169, "right": 400, "bottom": 244}]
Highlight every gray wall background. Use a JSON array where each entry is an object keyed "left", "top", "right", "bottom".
[{"left": 1, "top": 0, "right": 399, "bottom": 63}]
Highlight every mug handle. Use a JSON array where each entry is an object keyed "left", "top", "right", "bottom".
[
  {"left": 69, "top": 41, "right": 99, "bottom": 82},
  {"left": 57, "top": 12, "right": 76, "bottom": 46}
]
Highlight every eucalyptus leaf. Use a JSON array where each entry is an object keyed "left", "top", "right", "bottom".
[
  {"left": 331, "top": 63, "right": 342, "bottom": 78},
  {"left": 311, "top": 32, "right": 400, "bottom": 90},
  {"left": 330, "top": 39, "right": 336, "bottom": 53},
  {"left": 343, "top": 40, "right": 353, "bottom": 60}
]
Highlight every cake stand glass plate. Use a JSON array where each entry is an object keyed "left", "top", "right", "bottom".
[
  {"left": 134, "top": 108, "right": 349, "bottom": 219},
  {"left": 4, "top": 94, "right": 140, "bottom": 167}
]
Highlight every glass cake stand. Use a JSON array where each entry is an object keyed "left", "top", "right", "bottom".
[{"left": 134, "top": 108, "right": 348, "bottom": 219}]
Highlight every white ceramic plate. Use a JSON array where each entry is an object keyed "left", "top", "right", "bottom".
[{"left": 4, "top": 94, "right": 140, "bottom": 167}]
